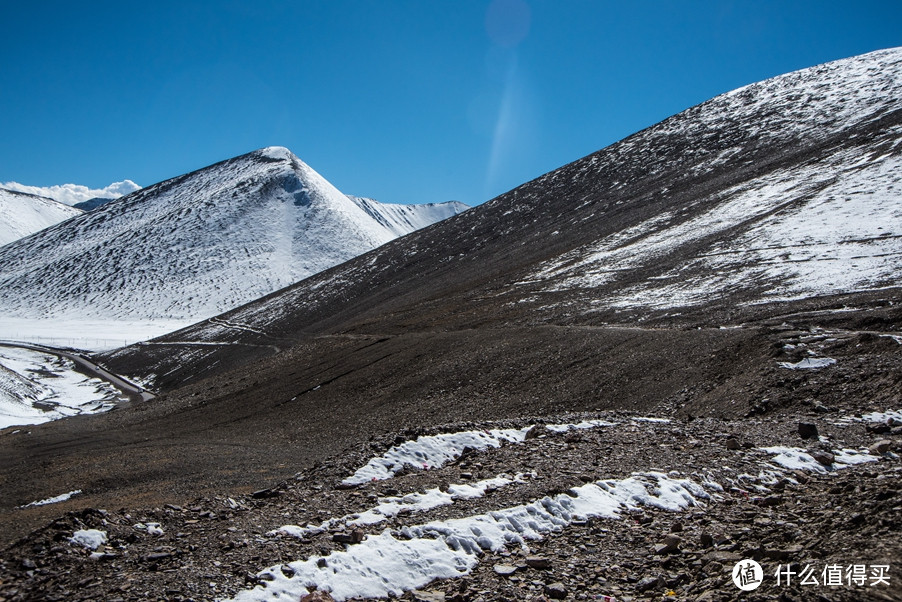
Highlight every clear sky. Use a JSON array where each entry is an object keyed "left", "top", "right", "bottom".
[{"left": 1, "top": 1, "right": 900, "bottom": 206}]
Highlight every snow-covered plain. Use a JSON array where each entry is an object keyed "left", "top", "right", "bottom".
[{"left": 0, "top": 346, "right": 124, "bottom": 429}]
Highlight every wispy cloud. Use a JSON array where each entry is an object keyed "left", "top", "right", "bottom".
[{"left": 1, "top": 180, "right": 141, "bottom": 205}]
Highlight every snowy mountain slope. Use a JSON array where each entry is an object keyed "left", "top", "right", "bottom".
[
  {"left": 0, "top": 188, "right": 82, "bottom": 247},
  {"left": 102, "top": 48, "right": 902, "bottom": 388},
  {"left": 0, "top": 147, "right": 466, "bottom": 327},
  {"left": 348, "top": 196, "right": 468, "bottom": 237}
]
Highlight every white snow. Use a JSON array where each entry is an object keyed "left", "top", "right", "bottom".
[
  {"left": 778, "top": 357, "right": 837, "bottom": 370},
  {"left": 0, "top": 188, "right": 82, "bottom": 246},
  {"left": 859, "top": 409, "right": 902, "bottom": 424},
  {"left": 134, "top": 522, "right": 165, "bottom": 536},
  {"left": 0, "top": 346, "right": 123, "bottom": 429},
  {"left": 761, "top": 446, "right": 877, "bottom": 473},
  {"left": 272, "top": 474, "right": 527, "bottom": 538},
  {"left": 69, "top": 529, "right": 107, "bottom": 550},
  {"left": 342, "top": 420, "right": 616, "bottom": 486},
  {"left": 229, "top": 472, "right": 707, "bottom": 602},
  {"left": 21, "top": 490, "right": 81, "bottom": 507},
  {"left": 348, "top": 196, "right": 468, "bottom": 237},
  {"left": 0, "top": 317, "right": 195, "bottom": 351}
]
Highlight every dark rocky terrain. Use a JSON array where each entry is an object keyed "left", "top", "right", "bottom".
[{"left": 0, "top": 49, "right": 901, "bottom": 601}]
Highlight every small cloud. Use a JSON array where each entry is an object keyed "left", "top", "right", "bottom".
[{"left": 1, "top": 180, "right": 141, "bottom": 205}]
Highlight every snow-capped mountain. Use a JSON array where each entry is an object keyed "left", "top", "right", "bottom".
[
  {"left": 0, "top": 147, "right": 466, "bottom": 327},
  {"left": 0, "top": 188, "right": 82, "bottom": 247},
  {"left": 104, "top": 48, "right": 902, "bottom": 389},
  {"left": 348, "top": 196, "right": 468, "bottom": 237}
]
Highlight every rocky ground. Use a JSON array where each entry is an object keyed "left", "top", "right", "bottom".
[{"left": 1, "top": 403, "right": 899, "bottom": 602}]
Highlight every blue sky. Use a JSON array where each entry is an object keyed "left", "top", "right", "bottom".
[{"left": 1, "top": 1, "right": 900, "bottom": 206}]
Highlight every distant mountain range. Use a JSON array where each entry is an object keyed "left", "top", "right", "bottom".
[{"left": 0, "top": 146, "right": 466, "bottom": 326}]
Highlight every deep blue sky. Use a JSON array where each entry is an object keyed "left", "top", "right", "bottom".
[{"left": 2, "top": 1, "right": 900, "bottom": 206}]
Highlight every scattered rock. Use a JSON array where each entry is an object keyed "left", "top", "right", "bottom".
[
  {"left": 412, "top": 590, "right": 446, "bottom": 602},
  {"left": 493, "top": 564, "right": 518, "bottom": 576},
  {"left": 544, "top": 582, "right": 568, "bottom": 599},
  {"left": 869, "top": 440, "right": 892, "bottom": 454},
  {"left": 526, "top": 556, "right": 552, "bottom": 569},
  {"left": 636, "top": 576, "right": 660, "bottom": 592},
  {"left": 332, "top": 529, "right": 365, "bottom": 545},
  {"left": 524, "top": 425, "right": 544, "bottom": 439},
  {"left": 300, "top": 592, "right": 336, "bottom": 602},
  {"left": 810, "top": 450, "right": 834, "bottom": 466},
  {"left": 798, "top": 423, "right": 819, "bottom": 439},
  {"left": 724, "top": 437, "right": 741, "bottom": 450},
  {"left": 654, "top": 534, "right": 682, "bottom": 555}
]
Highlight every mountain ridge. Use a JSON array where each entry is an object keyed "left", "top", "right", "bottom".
[{"left": 0, "top": 188, "right": 82, "bottom": 247}]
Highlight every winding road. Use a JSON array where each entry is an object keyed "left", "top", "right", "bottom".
[{"left": 0, "top": 341, "right": 154, "bottom": 402}]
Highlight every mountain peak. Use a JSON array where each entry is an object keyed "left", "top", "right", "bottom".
[
  {"left": 254, "top": 146, "right": 295, "bottom": 163},
  {"left": 0, "top": 148, "right": 466, "bottom": 335}
]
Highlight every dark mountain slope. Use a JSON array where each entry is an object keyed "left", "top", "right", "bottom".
[{"left": 103, "top": 47, "right": 902, "bottom": 390}]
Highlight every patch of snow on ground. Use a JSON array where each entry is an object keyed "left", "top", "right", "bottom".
[
  {"left": 21, "top": 490, "right": 81, "bottom": 507},
  {"left": 273, "top": 474, "right": 528, "bottom": 538},
  {"left": 778, "top": 357, "right": 837, "bottom": 370},
  {"left": 230, "top": 472, "right": 708, "bottom": 602},
  {"left": 343, "top": 421, "right": 618, "bottom": 485},
  {"left": 860, "top": 409, "right": 902, "bottom": 424},
  {"left": 761, "top": 446, "right": 876, "bottom": 473},
  {"left": 69, "top": 529, "right": 106, "bottom": 550}
]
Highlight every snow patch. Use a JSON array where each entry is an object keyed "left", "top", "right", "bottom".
[
  {"left": 343, "top": 420, "right": 617, "bottom": 485},
  {"left": 273, "top": 474, "right": 527, "bottom": 538},
  {"left": 21, "top": 490, "right": 81, "bottom": 507},
  {"left": 778, "top": 357, "right": 836, "bottom": 370},
  {"left": 761, "top": 446, "right": 876, "bottom": 473},
  {"left": 69, "top": 529, "right": 107, "bottom": 550}
]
